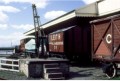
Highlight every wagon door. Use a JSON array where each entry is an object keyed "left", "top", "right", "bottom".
[{"left": 92, "top": 19, "right": 113, "bottom": 61}]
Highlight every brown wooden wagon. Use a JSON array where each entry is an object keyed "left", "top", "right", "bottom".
[
  {"left": 48, "top": 25, "right": 91, "bottom": 63},
  {"left": 91, "top": 14, "right": 120, "bottom": 78}
]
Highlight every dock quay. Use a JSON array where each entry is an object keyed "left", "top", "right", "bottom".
[
  {"left": 0, "top": 57, "right": 69, "bottom": 80},
  {"left": 0, "top": 62, "right": 109, "bottom": 80},
  {"left": 19, "top": 58, "right": 69, "bottom": 80},
  {"left": 2, "top": 0, "right": 120, "bottom": 80}
]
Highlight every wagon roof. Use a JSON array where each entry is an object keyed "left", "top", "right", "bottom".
[
  {"left": 90, "top": 14, "right": 120, "bottom": 24},
  {"left": 49, "top": 25, "right": 76, "bottom": 34}
]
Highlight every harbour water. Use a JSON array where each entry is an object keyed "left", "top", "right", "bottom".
[
  {"left": 0, "top": 50, "right": 13, "bottom": 55},
  {"left": 0, "top": 50, "right": 13, "bottom": 58}
]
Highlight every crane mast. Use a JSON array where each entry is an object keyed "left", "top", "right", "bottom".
[{"left": 32, "top": 4, "right": 46, "bottom": 58}]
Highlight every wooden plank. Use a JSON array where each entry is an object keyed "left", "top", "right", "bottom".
[
  {"left": 0, "top": 59, "right": 19, "bottom": 61},
  {"left": 0, "top": 58, "right": 19, "bottom": 72},
  {"left": 0, "top": 68, "right": 19, "bottom": 72},
  {"left": 0, "top": 63, "right": 19, "bottom": 67}
]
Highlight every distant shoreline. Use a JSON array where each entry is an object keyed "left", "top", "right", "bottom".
[{"left": 0, "top": 50, "right": 14, "bottom": 55}]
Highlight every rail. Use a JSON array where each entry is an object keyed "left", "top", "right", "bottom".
[{"left": 0, "top": 58, "right": 19, "bottom": 72}]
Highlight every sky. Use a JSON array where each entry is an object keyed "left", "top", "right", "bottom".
[{"left": 0, "top": 0, "right": 98, "bottom": 47}]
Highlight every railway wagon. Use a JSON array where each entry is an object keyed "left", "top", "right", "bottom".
[
  {"left": 48, "top": 25, "right": 91, "bottom": 63},
  {"left": 91, "top": 14, "right": 120, "bottom": 78}
]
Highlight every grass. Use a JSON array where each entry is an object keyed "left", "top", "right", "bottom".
[
  {"left": 111, "top": 77, "right": 120, "bottom": 80},
  {"left": 18, "top": 71, "right": 25, "bottom": 76}
]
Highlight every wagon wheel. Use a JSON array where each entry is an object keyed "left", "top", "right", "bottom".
[{"left": 105, "top": 64, "right": 117, "bottom": 79}]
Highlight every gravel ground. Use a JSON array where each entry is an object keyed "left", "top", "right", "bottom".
[
  {"left": 0, "top": 66, "right": 109, "bottom": 80},
  {"left": 69, "top": 66, "right": 108, "bottom": 80}
]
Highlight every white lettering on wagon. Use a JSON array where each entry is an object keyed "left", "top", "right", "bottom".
[
  {"left": 49, "top": 42, "right": 63, "bottom": 45},
  {"left": 106, "top": 34, "right": 112, "bottom": 44},
  {"left": 50, "top": 33, "right": 61, "bottom": 40}
]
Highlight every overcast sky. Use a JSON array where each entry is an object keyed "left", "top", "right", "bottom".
[{"left": 0, "top": 0, "right": 98, "bottom": 47}]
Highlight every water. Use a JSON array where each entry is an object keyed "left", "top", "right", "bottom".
[
  {"left": 0, "top": 50, "right": 13, "bottom": 55},
  {"left": 0, "top": 50, "right": 13, "bottom": 59}
]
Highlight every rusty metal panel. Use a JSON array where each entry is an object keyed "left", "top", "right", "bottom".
[
  {"left": 49, "top": 32, "right": 64, "bottom": 53},
  {"left": 20, "top": 39, "right": 25, "bottom": 52},
  {"left": 91, "top": 14, "right": 120, "bottom": 62}
]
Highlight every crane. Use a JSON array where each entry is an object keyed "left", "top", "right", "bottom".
[{"left": 32, "top": 4, "right": 47, "bottom": 58}]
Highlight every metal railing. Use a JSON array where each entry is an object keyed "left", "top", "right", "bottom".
[{"left": 0, "top": 58, "right": 19, "bottom": 72}]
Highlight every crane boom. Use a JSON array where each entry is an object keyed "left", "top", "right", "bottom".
[
  {"left": 32, "top": 4, "right": 41, "bottom": 57},
  {"left": 32, "top": 4, "right": 47, "bottom": 58}
]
